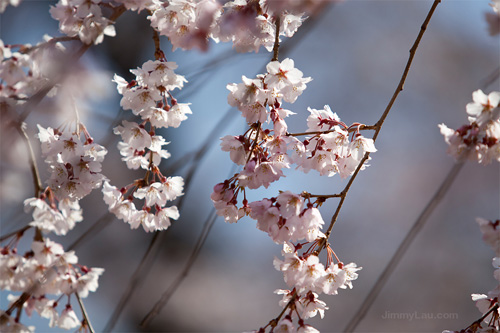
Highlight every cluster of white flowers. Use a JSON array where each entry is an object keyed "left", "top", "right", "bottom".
[
  {"left": 228, "top": 58, "right": 310, "bottom": 124},
  {"left": 103, "top": 59, "right": 189, "bottom": 232},
  {"left": 213, "top": 58, "right": 375, "bottom": 223},
  {"left": 273, "top": 242, "right": 360, "bottom": 314},
  {"left": 215, "top": 0, "right": 304, "bottom": 53},
  {"left": 443, "top": 217, "right": 499, "bottom": 333},
  {"left": 37, "top": 125, "right": 107, "bottom": 200},
  {"left": 147, "top": 0, "right": 305, "bottom": 52},
  {"left": 0, "top": 237, "right": 104, "bottom": 331},
  {"left": 275, "top": 244, "right": 360, "bottom": 296},
  {"left": 44, "top": 0, "right": 308, "bottom": 53},
  {"left": 0, "top": 121, "right": 106, "bottom": 331},
  {"left": 24, "top": 196, "right": 82, "bottom": 236},
  {"left": 0, "top": 38, "right": 67, "bottom": 110},
  {"left": 249, "top": 191, "right": 325, "bottom": 244},
  {"left": 22, "top": 124, "right": 106, "bottom": 235},
  {"left": 213, "top": 57, "right": 368, "bottom": 331},
  {"left": 439, "top": 90, "right": 500, "bottom": 165},
  {"left": 289, "top": 105, "right": 376, "bottom": 178},
  {"left": 266, "top": 243, "right": 361, "bottom": 332},
  {"left": 50, "top": 0, "right": 116, "bottom": 45}
]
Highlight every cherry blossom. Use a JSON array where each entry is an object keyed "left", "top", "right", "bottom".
[
  {"left": 24, "top": 197, "right": 82, "bottom": 236},
  {"left": 50, "top": 0, "right": 116, "bottom": 45},
  {"left": 439, "top": 90, "right": 500, "bottom": 164},
  {"left": 102, "top": 177, "right": 183, "bottom": 232},
  {"left": 36, "top": 124, "right": 107, "bottom": 201}
]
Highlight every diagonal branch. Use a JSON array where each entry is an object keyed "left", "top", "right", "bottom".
[{"left": 267, "top": 0, "right": 442, "bottom": 327}]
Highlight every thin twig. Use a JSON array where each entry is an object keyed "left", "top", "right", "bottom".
[
  {"left": 67, "top": 213, "right": 114, "bottom": 251},
  {"left": 464, "top": 302, "right": 499, "bottom": 331},
  {"left": 16, "top": 123, "right": 42, "bottom": 197},
  {"left": 287, "top": 125, "right": 377, "bottom": 137},
  {"left": 372, "top": 0, "right": 441, "bottom": 142},
  {"left": 0, "top": 225, "right": 31, "bottom": 243},
  {"left": 103, "top": 231, "right": 162, "bottom": 331},
  {"left": 75, "top": 292, "right": 95, "bottom": 333},
  {"left": 272, "top": 16, "right": 281, "bottom": 62},
  {"left": 480, "top": 66, "right": 500, "bottom": 90},
  {"left": 140, "top": 209, "right": 219, "bottom": 328},
  {"left": 20, "top": 36, "right": 80, "bottom": 54}
]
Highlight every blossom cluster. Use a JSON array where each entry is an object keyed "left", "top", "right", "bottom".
[
  {"left": 273, "top": 242, "right": 361, "bottom": 324},
  {"left": 0, "top": 237, "right": 104, "bottom": 331},
  {"left": 249, "top": 191, "right": 325, "bottom": 244},
  {"left": 0, "top": 122, "right": 106, "bottom": 331},
  {"left": 213, "top": 58, "right": 375, "bottom": 224},
  {"left": 439, "top": 90, "right": 500, "bottom": 165},
  {"left": 20, "top": 124, "right": 106, "bottom": 236},
  {"left": 443, "top": 217, "right": 500, "bottom": 333},
  {"left": 149, "top": 0, "right": 305, "bottom": 52},
  {"left": 290, "top": 105, "right": 377, "bottom": 178},
  {"left": 34, "top": 0, "right": 311, "bottom": 52},
  {"left": 0, "top": 38, "right": 67, "bottom": 110},
  {"left": 50, "top": 0, "right": 116, "bottom": 45},
  {"left": 213, "top": 57, "right": 368, "bottom": 331},
  {"left": 103, "top": 59, "right": 189, "bottom": 232},
  {"left": 37, "top": 124, "right": 107, "bottom": 200}
]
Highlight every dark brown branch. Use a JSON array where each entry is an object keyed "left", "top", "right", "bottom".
[
  {"left": 287, "top": 125, "right": 377, "bottom": 137},
  {"left": 261, "top": 0, "right": 442, "bottom": 329},
  {"left": 464, "top": 302, "right": 499, "bottom": 331},
  {"left": 272, "top": 15, "right": 281, "bottom": 62}
]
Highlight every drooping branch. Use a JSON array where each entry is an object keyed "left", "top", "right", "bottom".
[{"left": 264, "top": 0, "right": 442, "bottom": 328}]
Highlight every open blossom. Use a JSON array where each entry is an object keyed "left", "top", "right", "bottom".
[
  {"left": 24, "top": 197, "right": 82, "bottom": 236},
  {"left": 439, "top": 90, "right": 500, "bottom": 165},
  {"left": 291, "top": 106, "right": 376, "bottom": 178},
  {"left": 114, "top": 120, "right": 152, "bottom": 151},
  {"left": 298, "top": 291, "right": 328, "bottom": 319},
  {"left": 57, "top": 305, "right": 80, "bottom": 330},
  {"left": 227, "top": 59, "right": 311, "bottom": 124},
  {"left": 37, "top": 125, "right": 107, "bottom": 200},
  {"left": 249, "top": 191, "right": 325, "bottom": 244},
  {"left": 265, "top": 58, "right": 312, "bottom": 104},
  {"left": 102, "top": 179, "right": 182, "bottom": 232}
]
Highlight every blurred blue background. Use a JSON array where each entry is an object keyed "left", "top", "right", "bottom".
[{"left": 1, "top": 0, "right": 499, "bottom": 332}]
